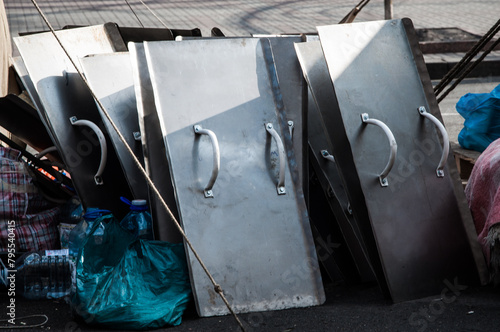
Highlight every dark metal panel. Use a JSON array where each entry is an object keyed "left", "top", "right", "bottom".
[
  {"left": 0, "top": 94, "right": 55, "bottom": 156},
  {"left": 13, "top": 24, "right": 132, "bottom": 218},
  {"left": 295, "top": 41, "right": 376, "bottom": 284},
  {"left": 128, "top": 42, "right": 182, "bottom": 243},
  {"left": 144, "top": 38, "right": 324, "bottom": 316},
  {"left": 317, "top": 19, "right": 487, "bottom": 302},
  {"left": 80, "top": 52, "right": 148, "bottom": 202}
]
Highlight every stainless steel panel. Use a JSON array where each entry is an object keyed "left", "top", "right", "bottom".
[
  {"left": 265, "top": 37, "right": 307, "bottom": 194},
  {"left": 144, "top": 38, "right": 325, "bottom": 316},
  {"left": 129, "top": 42, "right": 182, "bottom": 243},
  {"left": 13, "top": 24, "right": 132, "bottom": 217},
  {"left": 79, "top": 52, "right": 148, "bottom": 201},
  {"left": 174, "top": 36, "right": 308, "bottom": 195},
  {"left": 295, "top": 41, "right": 375, "bottom": 283},
  {"left": 317, "top": 19, "right": 488, "bottom": 302}
]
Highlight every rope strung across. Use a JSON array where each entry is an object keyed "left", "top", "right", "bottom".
[
  {"left": 28, "top": 0, "right": 246, "bottom": 331},
  {"left": 137, "top": 0, "right": 169, "bottom": 29},
  {"left": 124, "top": 0, "right": 145, "bottom": 28},
  {"left": 434, "top": 18, "right": 500, "bottom": 103}
]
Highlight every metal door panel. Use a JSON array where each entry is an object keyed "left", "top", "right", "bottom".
[
  {"left": 144, "top": 38, "right": 324, "bottom": 316},
  {"left": 317, "top": 19, "right": 487, "bottom": 302},
  {"left": 265, "top": 37, "right": 307, "bottom": 194},
  {"left": 295, "top": 41, "right": 375, "bottom": 283},
  {"left": 128, "top": 42, "right": 182, "bottom": 243},
  {"left": 13, "top": 24, "right": 132, "bottom": 217},
  {"left": 79, "top": 53, "right": 148, "bottom": 201}
]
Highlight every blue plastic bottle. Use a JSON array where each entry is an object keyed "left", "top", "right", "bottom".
[
  {"left": 67, "top": 208, "right": 111, "bottom": 261},
  {"left": 120, "top": 198, "right": 154, "bottom": 240}
]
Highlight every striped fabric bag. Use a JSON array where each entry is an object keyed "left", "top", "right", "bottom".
[{"left": 0, "top": 146, "right": 60, "bottom": 252}]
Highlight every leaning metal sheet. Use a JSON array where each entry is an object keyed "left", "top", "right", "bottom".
[
  {"left": 13, "top": 24, "right": 132, "bottom": 217},
  {"left": 295, "top": 40, "right": 375, "bottom": 284},
  {"left": 80, "top": 53, "right": 148, "bottom": 201},
  {"left": 295, "top": 41, "right": 374, "bottom": 281},
  {"left": 144, "top": 38, "right": 325, "bottom": 316},
  {"left": 128, "top": 42, "right": 182, "bottom": 243},
  {"left": 317, "top": 19, "right": 488, "bottom": 302},
  {"left": 266, "top": 37, "right": 307, "bottom": 195}
]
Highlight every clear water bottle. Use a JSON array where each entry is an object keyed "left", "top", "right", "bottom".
[
  {"left": 67, "top": 208, "right": 111, "bottom": 261},
  {"left": 15, "top": 251, "right": 72, "bottom": 300},
  {"left": 120, "top": 197, "right": 153, "bottom": 240},
  {"left": 58, "top": 196, "right": 84, "bottom": 250}
]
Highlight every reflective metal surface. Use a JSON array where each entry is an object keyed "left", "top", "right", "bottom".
[
  {"left": 295, "top": 40, "right": 375, "bottom": 284},
  {"left": 266, "top": 36, "right": 307, "bottom": 196},
  {"left": 13, "top": 24, "right": 132, "bottom": 217},
  {"left": 317, "top": 19, "right": 488, "bottom": 302},
  {"left": 144, "top": 37, "right": 324, "bottom": 316},
  {"left": 80, "top": 52, "right": 148, "bottom": 200},
  {"left": 129, "top": 42, "right": 182, "bottom": 243}
]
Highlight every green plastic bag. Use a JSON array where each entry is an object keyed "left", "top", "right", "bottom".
[{"left": 72, "top": 213, "right": 192, "bottom": 330}]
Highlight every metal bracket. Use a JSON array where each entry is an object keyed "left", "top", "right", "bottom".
[
  {"left": 321, "top": 150, "right": 335, "bottom": 163},
  {"left": 288, "top": 120, "right": 294, "bottom": 140}
]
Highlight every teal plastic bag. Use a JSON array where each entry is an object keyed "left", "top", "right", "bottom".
[
  {"left": 457, "top": 84, "right": 500, "bottom": 152},
  {"left": 72, "top": 213, "right": 192, "bottom": 330}
]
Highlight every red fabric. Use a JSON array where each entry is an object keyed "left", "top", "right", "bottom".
[
  {"left": 0, "top": 147, "right": 60, "bottom": 252},
  {"left": 465, "top": 138, "right": 500, "bottom": 264}
]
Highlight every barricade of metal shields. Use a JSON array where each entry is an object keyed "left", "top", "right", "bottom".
[{"left": 299, "top": 18, "right": 488, "bottom": 302}]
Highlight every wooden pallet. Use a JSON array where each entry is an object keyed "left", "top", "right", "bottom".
[{"left": 451, "top": 141, "right": 481, "bottom": 184}]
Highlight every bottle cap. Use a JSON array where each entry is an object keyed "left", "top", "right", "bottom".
[{"left": 131, "top": 199, "right": 147, "bottom": 206}]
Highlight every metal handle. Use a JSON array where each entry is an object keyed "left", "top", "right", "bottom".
[
  {"left": 70, "top": 116, "right": 107, "bottom": 185},
  {"left": 194, "top": 125, "right": 220, "bottom": 198},
  {"left": 321, "top": 150, "right": 335, "bottom": 163},
  {"left": 361, "top": 113, "right": 397, "bottom": 187},
  {"left": 265, "top": 123, "right": 286, "bottom": 195},
  {"left": 418, "top": 106, "right": 449, "bottom": 177}
]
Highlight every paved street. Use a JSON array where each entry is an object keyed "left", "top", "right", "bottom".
[{"left": 4, "top": 0, "right": 499, "bottom": 39}]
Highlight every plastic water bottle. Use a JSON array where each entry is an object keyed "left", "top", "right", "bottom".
[
  {"left": 120, "top": 197, "right": 154, "bottom": 240},
  {"left": 8, "top": 250, "right": 73, "bottom": 300},
  {"left": 58, "top": 196, "right": 84, "bottom": 250},
  {"left": 67, "top": 208, "right": 111, "bottom": 261}
]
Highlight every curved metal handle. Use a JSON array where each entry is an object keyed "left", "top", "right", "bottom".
[
  {"left": 361, "top": 113, "right": 397, "bottom": 187},
  {"left": 70, "top": 116, "right": 107, "bottom": 185},
  {"left": 418, "top": 106, "right": 449, "bottom": 178},
  {"left": 265, "top": 123, "right": 286, "bottom": 195},
  {"left": 194, "top": 125, "right": 220, "bottom": 198},
  {"left": 321, "top": 150, "right": 335, "bottom": 163}
]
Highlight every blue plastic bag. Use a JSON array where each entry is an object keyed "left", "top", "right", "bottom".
[
  {"left": 457, "top": 84, "right": 500, "bottom": 152},
  {"left": 71, "top": 213, "right": 192, "bottom": 330}
]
